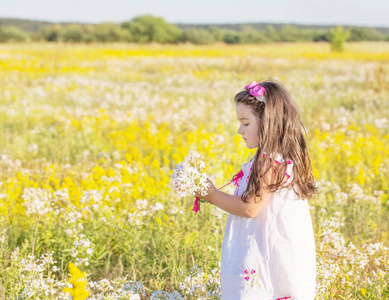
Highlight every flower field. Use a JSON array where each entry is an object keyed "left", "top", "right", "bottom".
[{"left": 0, "top": 42, "right": 388, "bottom": 299}]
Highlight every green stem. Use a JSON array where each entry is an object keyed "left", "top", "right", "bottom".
[{"left": 31, "top": 214, "right": 40, "bottom": 257}]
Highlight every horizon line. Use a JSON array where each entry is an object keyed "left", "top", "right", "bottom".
[{"left": 1, "top": 16, "right": 389, "bottom": 29}]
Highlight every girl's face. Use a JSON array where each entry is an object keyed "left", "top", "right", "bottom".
[{"left": 236, "top": 102, "right": 260, "bottom": 149}]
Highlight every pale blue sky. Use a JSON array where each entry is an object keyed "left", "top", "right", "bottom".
[{"left": 1, "top": 0, "right": 389, "bottom": 27}]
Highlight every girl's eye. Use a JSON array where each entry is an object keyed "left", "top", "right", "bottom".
[{"left": 244, "top": 124, "right": 249, "bottom": 127}]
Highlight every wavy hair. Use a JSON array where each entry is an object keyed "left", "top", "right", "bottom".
[{"left": 232, "top": 79, "right": 317, "bottom": 202}]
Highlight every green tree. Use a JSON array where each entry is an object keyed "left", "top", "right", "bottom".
[
  {"left": 313, "top": 30, "right": 330, "bottom": 42},
  {"left": 239, "top": 26, "right": 269, "bottom": 44},
  {"left": 264, "top": 25, "right": 281, "bottom": 42},
  {"left": 94, "top": 22, "right": 132, "bottom": 42},
  {"left": 223, "top": 30, "right": 241, "bottom": 44},
  {"left": 82, "top": 24, "right": 97, "bottom": 43},
  {"left": 61, "top": 24, "right": 86, "bottom": 43},
  {"left": 122, "top": 14, "right": 181, "bottom": 43},
  {"left": 181, "top": 29, "right": 215, "bottom": 44},
  {"left": 33, "top": 24, "right": 63, "bottom": 42},
  {"left": 278, "top": 25, "right": 300, "bottom": 42},
  {"left": 208, "top": 26, "right": 223, "bottom": 42},
  {"left": 349, "top": 27, "right": 385, "bottom": 41},
  {"left": 329, "top": 26, "right": 351, "bottom": 52},
  {"left": 0, "top": 25, "right": 29, "bottom": 42}
]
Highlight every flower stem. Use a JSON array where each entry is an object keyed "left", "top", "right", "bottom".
[{"left": 31, "top": 214, "right": 40, "bottom": 257}]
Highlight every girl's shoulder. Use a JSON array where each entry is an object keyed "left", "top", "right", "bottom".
[
  {"left": 242, "top": 157, "right": 254, "bottom": 167},
  {"left": 269, "top": 153, "right": 294, "bottom": 186},
  {"left": 241, "top": 157, "right": 255, "bottom": 173},
  {"left": 246, "top": 152, "right": 294, "bottom": 185},
  {"left": 243, "top": 153, "right": 293, "bottom": 166},
  {"left": 263, "top": 152, "right": 292, "bottom": 164}
]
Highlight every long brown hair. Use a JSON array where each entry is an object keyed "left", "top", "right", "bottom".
[{"left": 233, "top": 79, "right": 317, "bottom": 202}]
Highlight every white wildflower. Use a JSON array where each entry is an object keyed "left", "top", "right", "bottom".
[
  {"left": 171, "top": 153, "right": 211, "bottom": 197},
  {"left": 151, "top": 202, "right": 164, "bottom": 213}
]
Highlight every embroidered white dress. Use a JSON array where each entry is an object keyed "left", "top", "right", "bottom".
[{"left": 220, "top": 154, "right": 317, "bottom": 300}]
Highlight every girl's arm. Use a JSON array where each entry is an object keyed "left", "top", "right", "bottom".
[
  {"left": 202, "top": 159, "right": 282, "bottom": 218},
  {"left": 205, "top": 189, "right": 271, "bottom": 218}
]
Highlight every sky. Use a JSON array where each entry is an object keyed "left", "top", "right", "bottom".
[{"left": 1, "top": 0, "right": 389, "bottom": 27}]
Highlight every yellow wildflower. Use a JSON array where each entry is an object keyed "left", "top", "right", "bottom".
[{"left": 63, "top": 263, "right": 90, "bottom": 300}]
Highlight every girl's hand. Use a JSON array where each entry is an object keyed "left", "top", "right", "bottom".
[{"left": 194, "top": 178, "right": 217, "bottom": 204}]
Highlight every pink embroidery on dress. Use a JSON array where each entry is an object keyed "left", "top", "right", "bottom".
[
  {"left": 246, "top": 164, "right": 253, "bottom": 183},
  {"left": 243, "top": 268, "right": 261, "bottom": 288},
  {"left": 273, "top": 297, "right": 291, "bottom": 300},
  {"left": 232, "top": 170, "right": 244, "bottom": 187},
  {"left": 231, "top": 170, "right": 244, "bottom": 196}
]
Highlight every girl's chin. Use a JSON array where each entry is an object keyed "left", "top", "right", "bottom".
[
  {"left": 246, "top": 144, "right": 258, "bottom": 150},
  {"left": 244, "top": 140, "right": 258, "bottom": 149}
]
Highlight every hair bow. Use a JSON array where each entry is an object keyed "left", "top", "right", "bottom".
[{"left": 244, "top": 81, "right": 266, "bottom": 103}]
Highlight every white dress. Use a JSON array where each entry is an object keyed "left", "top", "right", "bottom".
[{"left": 220, "top": 154, "right": 317, "bottom": 300}]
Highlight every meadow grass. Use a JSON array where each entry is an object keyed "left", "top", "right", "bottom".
[{"left": 0, "top": 42, "right": 388, "bottom": 299}]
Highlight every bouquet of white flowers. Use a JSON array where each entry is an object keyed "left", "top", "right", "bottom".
[{"left": 171, "top": 153, "right": 211, "bottom": 212}]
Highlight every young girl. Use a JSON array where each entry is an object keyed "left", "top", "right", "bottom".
[{"left": 195, "top": 80, "right": 317, "bottom": 300}]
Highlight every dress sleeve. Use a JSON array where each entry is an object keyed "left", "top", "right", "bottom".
[
  {"left": 282, "top": 159, "right": 293, "bottom": 185},
  {"left": 263, "top": 152, "right": 293, "bottom": 185}
]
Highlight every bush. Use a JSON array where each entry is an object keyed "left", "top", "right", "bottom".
[
  {"left": 349, "top": 27, "right": 386, "bottom": 41},
  {"left": 182, "top": 29, "right": 215, "bottom": 44},
  {"left": 94, "top": 22, "right": 132, "bottom": 42},
  {"left": 34, "top": 24, "right": 95, "bottom": 43},
  {"left": 208, "top": 26, "right": 224, "bottom": 42},
  {"left": 264, "top": 25, "right": 281, "bottom": 42},
  {"left": 329, "top": 26, "right": 350, "bottom": 52},
  {"left": 223, "top": 30, "right": 241, "bottom": 44},
  {"left": 33, "top": 25, "right": 63, "bottom": 42},
  {"left": 0, "top": 25, "right": 29, "bottom": 42},
  {"left": 313, "top": 31, "right": 330, "bottom": 42},
  {"left": 239, "top": 27, "right": 269, "bottom": 44},
  {"left": 61, "top": 24, "right": 86, "bottom": 43}
]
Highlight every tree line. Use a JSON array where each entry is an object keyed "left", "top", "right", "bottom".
[{"left": 0, "top": 15, "right": 388, "bottom": 44}]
